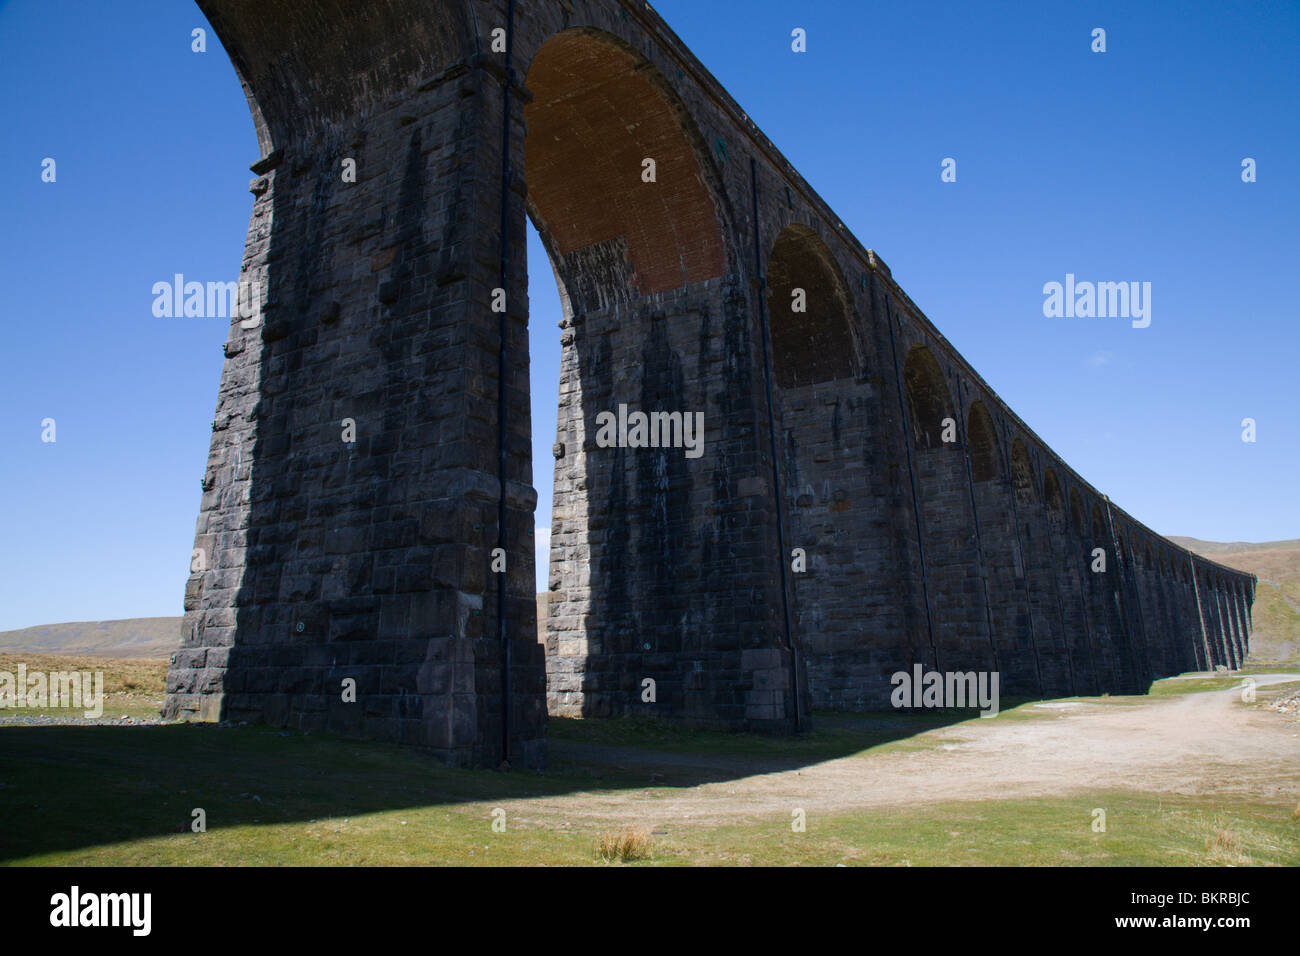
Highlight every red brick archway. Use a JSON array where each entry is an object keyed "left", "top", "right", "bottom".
[{"left": 524, "top": 29, "right": 728, "bottom": 301}]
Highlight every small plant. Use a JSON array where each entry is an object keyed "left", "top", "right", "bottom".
[
  {"left": 597, "top": 826, "right": 652, "bottom": 863},
  {"left": 1207, "top": 827, "right": 1241, "bottom": 853},
  {"left": 1205, "top": 824, "right": 1251, "bottom": 864}
]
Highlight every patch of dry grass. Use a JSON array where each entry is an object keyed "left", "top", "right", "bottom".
[
  {"left": 1205, "top": 822, "right": 1252, "bottom": 865},
  {"left": 0, "top": 652, "right": 167, "bottom": 719},
  {"left": 597, "top": 826, "right": 652, "bottom": 863}
]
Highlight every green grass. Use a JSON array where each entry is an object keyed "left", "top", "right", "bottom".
[
  {"left": 3, "top": 718, "right": 1293, "bottom": 866},
  {"left": 1146, "top": 676, "right": 1247, "bottom": 696},
  {"left": 4, "top": 687, "right": 1297, "bottom": 866},
  {"left": 0, "top": 722, "right": 599, "bottom": 865},
  {"left": 3, "top": 667, "right": 1296, "bottom": 866},
  {"left": 671, "top": 794, "right": 1300, "bottom": 866}
]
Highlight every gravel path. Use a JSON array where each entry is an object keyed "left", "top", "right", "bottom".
[{"left": 512, "top": 674, "right": 1300, "bottom": 827}]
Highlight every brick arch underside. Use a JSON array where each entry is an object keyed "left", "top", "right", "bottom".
[
  {"left": 523, "top": 28, "right": 728, "bottom": 308},
  {"left": 765, "top": 226, "right": 856, "bottom": 388}
]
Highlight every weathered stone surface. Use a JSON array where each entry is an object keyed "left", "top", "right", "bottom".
[{"left": 164, "top": 0, "right": 1255, "bottom": 767}]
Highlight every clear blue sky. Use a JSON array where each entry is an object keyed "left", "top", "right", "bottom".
[{"left": 1, "top": 0, "right": 1296, "bottom": 631}]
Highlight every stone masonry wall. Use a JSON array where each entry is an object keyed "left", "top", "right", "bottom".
[{"left": 167, "top": 0, "right": 1256, "bottom": 765}]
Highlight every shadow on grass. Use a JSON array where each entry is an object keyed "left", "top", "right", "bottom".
[{"left": 0, "top": 706, "right": 984, "bottom": 862}]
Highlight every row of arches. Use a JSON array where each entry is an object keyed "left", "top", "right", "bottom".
[
  {"left": 521, "top": 26, "right": 1256, "bottom": 705},
  {"left": 181, "top": 0, "right": 1258, "bottom": 750},
  {"left": 899, "top": 342, "right": 1214, "bottom": 573},
  {"left": 890, "top": 339, "right": 1255, "bottom": 693},
  {"left": 750, "top": 221, "right": 1256, "bottom": 696}
]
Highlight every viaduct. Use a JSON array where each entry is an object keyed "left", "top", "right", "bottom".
[{"left": 164, "top": 0, "right": 1257, "bottom": 767}]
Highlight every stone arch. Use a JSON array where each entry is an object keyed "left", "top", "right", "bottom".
[
  {"left": 903, "top": 346, "right": 954, "bottom": 450},
  {"left": 1010, "top": 438, "right": 1036, "bottom": 503},
  {"left": 1069, "top": 487, "right": 1086, "bottom": 535},
  {"left": 524, "top": 28, "right": 730, "bottom": 308},
  {"left": 967, "top": 400, "right": 1000, "bottom": 482},
  {"left": 764, "top": 225, "right": 857, "bottom": 387},
  {"left": 1043, "top": 466, "right": 1065, "bottom": 521},
  {"left": 1091, "top": 503, "right": 1107, "bottom": 543},
  {"left": 199, "top": 0, "right": 470, "bottom": 153}
]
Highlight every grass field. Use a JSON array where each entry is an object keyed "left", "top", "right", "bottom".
[
  {"left": 2, "top": 687, "right": 1297, "bottom": 866},
  {"left": 0, "top": 652, "right": 166, "bottom": 720}
]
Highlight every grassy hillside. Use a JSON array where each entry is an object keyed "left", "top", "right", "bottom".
[
  {"left": 1170, "top": 538, "right": 1300, "bottom": 668},
  {"left": 0, "top": 653, "right": 168, "bottom": 719},
  {"left": 0, "top": 617, "right": 180, "bottom": 659},
  {"left": 1168, "top": 536, "right": 1300, "bottom": 555}
]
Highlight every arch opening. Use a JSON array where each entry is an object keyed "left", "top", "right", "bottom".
[
  {"left": 1091, "top": 503, "right": 1107, "bottom": 543},
  {"left": 765, "top": 224, "right": 856, "bottom": 387},
  {"left": 1069, "top": 487, "right": 1086, "bottom": 534},
  {"left": 967, "top": 400, "right": 1000, "bottom": 482},
  {"left": 1044, "top": 467, "right": 1065, "bottom": 520},
  {"left": 903, "top": 346, "right": 954, "bottom": 450},
  {"left": 523, "top": 28, "right": 728, "bottom": 310},
  {"left": 1010, "top": 438, "right": 1036, "bottom": 504}
]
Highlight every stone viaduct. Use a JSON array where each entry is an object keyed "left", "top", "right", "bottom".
[{"left": 164, "top": 0, "right": 1256, "bottom": 767}]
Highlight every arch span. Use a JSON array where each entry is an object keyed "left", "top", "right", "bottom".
[
  {"left": 524, "top": 28, "right": 729, "bottom": 306},
  {"left": 903, "top": 346, "right": 954, "bottom": 450},
  {"left": 967, "top": 400, "right": 1000, "bottom": 482},
  {"left": 764, "top": 224, "right": 857, "bottom": 387}
]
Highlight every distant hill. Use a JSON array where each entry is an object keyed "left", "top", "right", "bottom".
[
  {"left": 1167, "top": 536, "right": 1300, "bottom": 556},
  {"left": 1171, "top": 538, "right": 1300, "bottom": 668},
  {"left": 0, "top": 618, "right": 180, "bottom": 659}
]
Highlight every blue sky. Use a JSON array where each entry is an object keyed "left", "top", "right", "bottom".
[{"left": 1, "top": 0, "right": 1296, "bottom": 630}]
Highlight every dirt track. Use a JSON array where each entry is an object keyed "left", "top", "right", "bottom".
[{"left": 519, "top": 675, "right": 1300, "bottom": 827}]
